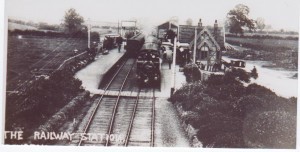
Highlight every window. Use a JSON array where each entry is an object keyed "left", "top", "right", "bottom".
[{"left": 200, "top": 46, "right": 209, "bottom": 60}]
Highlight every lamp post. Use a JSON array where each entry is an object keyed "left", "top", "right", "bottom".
[
  {"left": 193, "top": 26, "right": 197, "bottom": 63},
  {"left": 171, "top": 36, "right": 177, "bottom": 96},
  {"left": 87, "top": 18, "right": 91, "bottom": 48}
]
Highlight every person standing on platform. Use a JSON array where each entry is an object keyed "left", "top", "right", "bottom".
[
  {"left": 165, "top": 49, "right": 173, "bottom": 69},
  {"left": 116, "top": 35, "right": 123, "bottom": 53}
]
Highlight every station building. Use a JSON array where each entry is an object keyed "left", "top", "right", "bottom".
[
  {"left": 157, "top": 19, "right": 225, "bottom": 67},
  {"left": 181, "top": 19, "right": 225, "bottom": 70},
  {"left": 157, "top": 21, "right": 178, "bottom": 40},
  {"left": 157, "top": 19, "right": 225, "bottom": 72}
]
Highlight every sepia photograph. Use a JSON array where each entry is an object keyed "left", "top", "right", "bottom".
[{"left": 2, "top": 0, "right": 299, "bottom": 150}]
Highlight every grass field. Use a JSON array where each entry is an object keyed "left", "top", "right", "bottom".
[
  {"left": 6, "top": 35, "right": 88, "bottom": 91},
  {"left": 8, "top": 22, "right": 38, "bottom": 31},
  {"left": 225, "top": 36, "right": 298, "bottom": 69},
  {"left": 226, "top": 37, "right": 298, "bottom": 51}
]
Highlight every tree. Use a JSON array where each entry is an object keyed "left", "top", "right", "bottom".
[
  {"left": 63, "top": 8, "right": 84, "bottom": 34},
  {"left": 256, "top": 17, "right": 266, "bottom": 32},
  {"left": 186, "top": 18, "right": 193, "bottom": 26},
  {"left": 227, "top": 4, "right": 256, "bottom": 35}
]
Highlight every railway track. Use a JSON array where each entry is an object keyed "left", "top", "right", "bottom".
[
  {"left": 123, "top": 88, "right": 156, "bottom": 147},
  {"left": 74, "top": 58, "right": 134, "bottom": 146},
  {"left": 72, "top": 58, "right": 156, "bottom": 147}
]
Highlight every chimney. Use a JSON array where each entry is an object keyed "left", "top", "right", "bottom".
[
  {"left": 214, "top": 20, "right": 218, "bottom": 41},
  {"left": 198, "top": 19, "right": 202, "bottom": 28},
  {"left": 214, "top": 20, "right": 218, "bottom": 29}
]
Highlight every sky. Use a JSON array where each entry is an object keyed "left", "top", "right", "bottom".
[{"left": 5, "top": 0, "right": 300, "bottom": 32}]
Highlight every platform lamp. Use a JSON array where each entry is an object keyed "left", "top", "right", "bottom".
[
  {"left": 170, "top": 36, "right": 177, "bottom": 96},
  {"left": 87, "top": 18, "right": 91, "bottom": 49},
  {"left": 193, "top": 26, "right": 197, "bottom": 63}
]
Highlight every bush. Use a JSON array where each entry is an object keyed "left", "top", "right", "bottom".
[
  {"left": 183, "top": 63, "right": 201, "bottom": 82},
  {"left": 193, "top": 96, "right": 232, "bottom": 116},
  {"left": 171, "top": 82, "right": 205, "bottom": 110},
  {"left": 204, "top": 83, "right": 245, "bottom": 100},
  {"left": 231, "top": 68, "right": 250, "bottom": 83},
  {"left": 204, "top": 70, "right": 247, "bottom": 101},
  {"left": 212, "top": 132, "right": 245, "bottom": 148},
  {"left": 205, "top": 74, "right": 224, "bottom": 86},
  {"left": 196, "top": 112, "right": 244, "bottom": 147},
  {"left": 172, "top": 66, "right": 296, "bottom": 148},
  {"left": 234, "top": 95, "right": 265, "bottom": 117},
  {"left": 246, "top": 83, "right": 277, "bottom": 98},
  {"left": 5, "top": 59, "right": 85, "bottom": 135},
  {"left": 243, "top": 111, "right": 296, "bottom": 148},
  {"left": 205, "top": 68, "right": 250, "bottom": 86},
  {"left": 13, "top": 68, "right": 82, "bottom": 119}
]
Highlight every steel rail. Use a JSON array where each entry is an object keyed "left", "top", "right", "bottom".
[
  {"left": 124, "top": 88, "right": 141, "bottom": 146},
  {"left": 150, "top": 88, "right": 155, "bottom": 147},
  {"left": 105, "top": 60, "right": 136, "bottom": 146},
  {"left": 77, "top": 59, "right": 128, "bottom": 146}
]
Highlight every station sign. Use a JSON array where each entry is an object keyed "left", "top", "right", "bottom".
[{"left": 178, "top": 25, "right": 198, "bottom": 43}]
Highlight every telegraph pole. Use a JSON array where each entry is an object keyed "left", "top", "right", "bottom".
[{"left": 171, "top": 37, "right": 177, "bottom": 96}]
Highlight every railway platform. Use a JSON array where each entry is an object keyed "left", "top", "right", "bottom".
[
  {"left": 75, "top": 46, "right": 187, "bottom": 97},
  {"left": 156, "top": 62, "right": 186, "bottom": 97},
  {"left": 75, "top": 46, "right": 125, "bottom": 94}
]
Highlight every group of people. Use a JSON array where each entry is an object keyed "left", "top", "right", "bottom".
[{"left": 103, "top": 35, "right": 123, "bottom": 53}]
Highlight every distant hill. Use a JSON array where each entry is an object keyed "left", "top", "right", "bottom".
[{"left": 8, "top": 22, "right": 38, "bottom": 31}]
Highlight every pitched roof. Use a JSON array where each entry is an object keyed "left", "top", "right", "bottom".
[
  {"left": 157, "top": 21, "right": 178, "bottom": 29},
  {"left": 190, "top": 27, "right": 221, "bottom": 50},
  {"left": 179, "top": 25, "right": 225, "bottom": 48}
]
